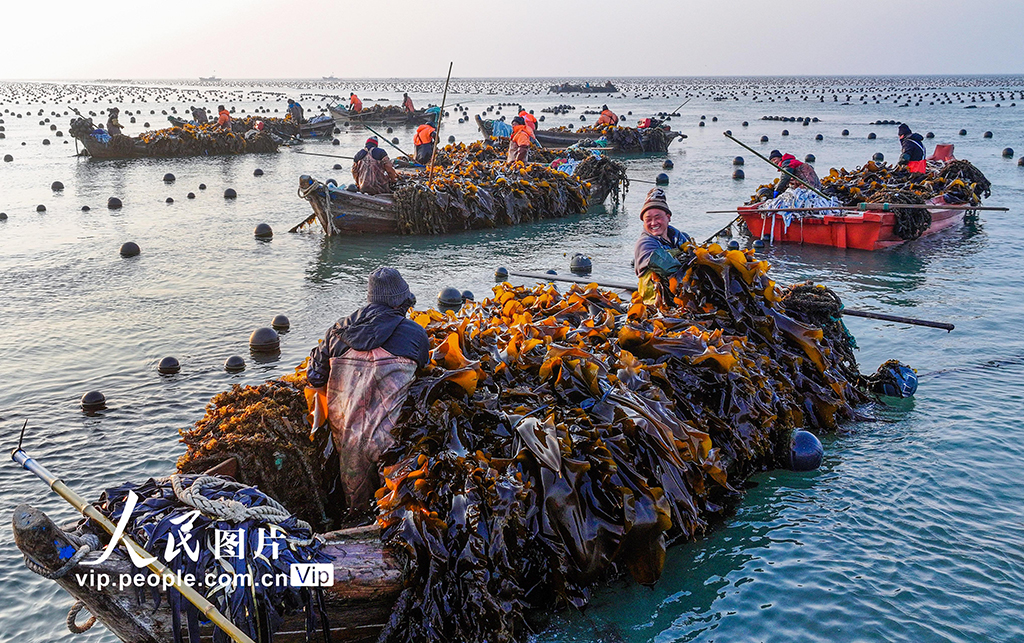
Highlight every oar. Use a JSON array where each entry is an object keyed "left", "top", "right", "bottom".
[
  {"left": 650, "top": 97, "right": 692, "bottom": 127},
  {"left": 428, "top": 62, "right": 454, "bottom": 188},
  {"left": 507, "top": 270, "right": 954, "bottom": 331},
  {"left": 364, "top": 125, "right": 412, "bottom": 158},
  {"left": 10, "top": 439, "right": 257, "bottom": 643},
  {"left": 288, "top": 213, "right": 316, "bottom": 233},
  {"left": 295, "top": 150, "right": 355, "bottom": 160},
  {"left": 723, "top": 132, "right": 831, "bottom": 200}
]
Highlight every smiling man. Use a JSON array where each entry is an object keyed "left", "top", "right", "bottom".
[{"left": 633, "top": 187, "right": 691, "bottom": 277}]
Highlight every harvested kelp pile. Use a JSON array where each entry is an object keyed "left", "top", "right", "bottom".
[
  {"left": 374, "top": 243, "right": 867, "bottom": 643},
  {"left": 68, "top": 116, "right": 278, "bottom": 157},
  {"left": 549, "top": 124, "right": 674, "bottom": 152},
  {"left": 176, "top": 367, "right": 332, "bottom": 531},
  {"left": 392, "top": 160, "right": 590, "bottom": 234}
]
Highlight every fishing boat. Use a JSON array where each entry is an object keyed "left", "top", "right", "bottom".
[
  {"left": 69, "top": 117, "right": 278, "bottom": 160},
  {"left": 199, "top": 75, "right": 220, "bottom": 82},
  {"left": 737, "top": 196, "right": 973, "bottom": 251},
  {"left": 171, "top": 115, "right": 335, "bottom": 140},
  {"left": 548, "top": 81, "right": 618, "bottom": 94},
  {"left": 322, "top": 74, "right": 339, "bottom": 81},
  {"left": 329, "top": 104, "right": 435, "bottom": 126},
  {"left": 476, "top": 115, "right": 683, "bottom": 154}
]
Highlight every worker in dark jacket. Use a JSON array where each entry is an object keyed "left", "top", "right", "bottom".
[
  {"left": 306, "top": 267, "right": 429, "bottom": 519},
  {"left": 191, "top": 106, "right": 209, "bottom": 124},
  {"left": 634, "top": 187, "right": 690, "bottom": 277},
  {"left": 287, "top": 99, "right": 304, "bottom": 124},
  {"left": 897, "top": 123, "right": 927, "bottom": 173},
  {"left": 106, "top": 108, "right": 122, "bottom": 136},
  {"left": 768, "top": 150, "right": 821, "bottom": 195},
  {"left": 413, "top": 122, "right": 436, "bottom": 164},
  {"left": 352, "top": 137, "right": 399, "bottom": 194}
]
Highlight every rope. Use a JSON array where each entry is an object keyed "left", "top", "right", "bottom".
[
  {"left": 298, "top": 179, "right": 322, "bottom": 200},
  {"left": 23, "top": 532, "right": 99, "bottom": 580},
  {"left": 66, "top": 600, "right": 97, "bottom": 634},
  {"left": 170, "top": 475, "right": 314, "bottom": 545}
]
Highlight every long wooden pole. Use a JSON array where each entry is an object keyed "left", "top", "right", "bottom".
[
  {"left": 428, "top": 62, "right": 453, "bottom": 189},
  {"left": 11, "top": 448, "right": 257, "bottom": 643},
  {"left": 364, "top": 125, "right": 413, "bottom": 158},
  {"left": 507, "top": 270, "right": 954, "bottom": 331},
  {"left": 723, "top": 132, "right": 831, "bottom": 199}
]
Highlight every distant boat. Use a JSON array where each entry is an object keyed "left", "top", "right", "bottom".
[
  {"left": 323, "top": 74, "right": 339, "bottom": 81},
  {"left": 199, "top": 75, "right": 220, "bottom": 82}
]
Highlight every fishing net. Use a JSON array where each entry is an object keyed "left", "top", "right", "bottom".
[
  {"left": 176, "top": 367, "right": 332, "bottom": 531},
  {"left": 374, "top": 242, "right": 869, "bottom": 643}
]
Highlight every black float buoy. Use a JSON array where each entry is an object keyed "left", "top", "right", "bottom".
[
  {"left": 199, "top": 183, "right": 206, "bottom": 190},
  {"left": 254, "top": 223, "right": 273, "bottom": 239},
  {"left": 781, "top": 129, "right": 789, "bottom": 136},
  {"left": 81, "top": 205, "right": 90, "bottom": 211},
  {"left": 495, "top": 267, "right": 509, "bottom": 282},
  {"left": 760, "top": 135, "right": 769, "bottom": 142},
  {"left": 805, "top": 154, "right": 816, "bottom": 163},
  {"left": 1003, "top": 148, "right": 1014, "bottom": 158},
  {"left": 2, "top": 154, "right": 10, "bottom": 162},
  {"left": 741, "top": 121, "right": 748, "bottom": 126},
  {"left": 0, "top": 213, "right": 7, "bottom": 220},
  {"left": 224, "top": 188, "right": 237, "bottom": 199},
  {"left": 983, "top": 131, "right": 993, "bottom": 139},
  {"left": 119, "top": 241, "right": 140, "bottom": 257},
  {"left": 36, "top": 204, "right": 46, "bottom": 212},
  {"left": 165, "top": 197, "right": 174, "bottom": 204},
  {"left": 249, "top": 327, "right": 281, "bottom": 353},
  {"left": 752, "top": 239, "right": 765, "bottom": 250},
  {"left": 959, "top": 129, "right": 967, "bottom": 136},
  {"left": 42, "top": 139, "right": 50, "bottom": 145},
  {"left": 271, "top": 314, "right": 290, "bottom": 331},
  {"left": 925, "top": 132, "right": 934, "bottom": 139},
  {"left": 815, "top": 134, "right": 823, "bottom": 141},
  {"left": 332, "top": 139, "right": 340, "bottom": 145},
  {"left": 107, "top": 196, "right": 122, "bottom": 209},
  {"left": 655, "top": 173, "right": 669, "bottom": 185},
  {"left": 733, "top": 156, "right": 744, "bottom": 165},
  {"left": 448, "top": 135, "right": 456, "bottom": 143},
  {"left": 727, "top": 239, "right": 741, "bottom": 251},
  {"left": 333, "top": 163, "right": 342, "bottom": 170},
  {"left": 158, "top": 356, "right": 181, "bottom": 375},
  {"left": 187, "top": 192, "right": 195, "bottom": 199},
  {"left": 698, "top": 121, "right": 705, "bottom": 127},
  {"left": 224, "top": 355, "right": 246, "bottom": 373},
  {"left": 873, "top": 152, "right": 884, "bottom": 162},
  {"left": 437, "top": 287, "right": 463, "bottom": 313},
  {"left": 867, "top": 132, "right": 876, "bottom": 140},
  {"left": 569, "top": 253, "right": 593, "bottom": 275},
  {"left": 732, "top": 169, "right": 744, "bottom": 180},
  {"left": 386, "top": 127, "right": 394, "bottom": 134},
  {"left": 841, "top": 129, "right": 849, "bottom": 136},
  {"left": 81, "top": 391, "right": 106, "bottom": 412},
  {"left": 51, "top": 181, "right": 64, "bottom": 191},
  {"left": 253, "top": 168, "right": 264, "bottom": 176},
  {"left": 788, "top": 430, "right": 824, "bottom": 471},
  {"left": 461, "top": 290, "right": 474, "bottom": 302},
  {"left": 163, "top": 173, "right": 175, "bottom": 182}
]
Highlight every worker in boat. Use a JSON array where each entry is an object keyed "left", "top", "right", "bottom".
[
  {"left": 191, "top": 106, "right": 208, "bottom": 124},
  {"left": 349, "top": 92, "right": 363, "bottom": 113},
  {"left": 352, "top": 137, "right": 399, "bottom": 195},
  {"left": 413, "top": 121, "right": 436, "bottom": 165},
  {"left": 402, "top": 92, "right": 415, "bottom": 113},
  {"left": 518, "top": 109, "right": 538, "bottom": 135},
  {"left": 634, "top": 187, "right": 691, "bottom": 277},
  {"left": 506, "top": 116, "right": 538, "bottom": 164},
  {"left": 216, "top": 105, "right": 231, "bottom": 128},
  {"left": 768, "top": 150, "right": 821, "bottom": 195},
  {"left": 596, "top": 105, "right": 619, "bottom": 127},
  {"left": 287, "top": 98, "right": 304, "bottom": 124},
  {"left": 897, "top": 123, "right": 928, "bottom": 174},
  {"left": 106, "top": 108, "right": 123, "bottom": 136},
  {"left": 306, "top": 267, "right": 429, "bottom": 519}
]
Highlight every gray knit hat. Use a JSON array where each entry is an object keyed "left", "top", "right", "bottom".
[
  {"left": 367, "top": 267, "right": 413, "bottom": 308},
  {"left": 640, "top": 187, "right": 672, "bottom": 219}
]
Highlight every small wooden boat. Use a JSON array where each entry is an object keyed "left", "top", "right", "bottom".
[
  {"left": 738, "top": 197, "right": 973, "bottom": 251},
  {"left": 548, "top": 81, "right": 618, "bottom": 94},
  {"left": 329, "top": 105, "right": 435, "bottom": 126},
  {"left": 476, "top": 115, "right": 683, "bottom": 154}
]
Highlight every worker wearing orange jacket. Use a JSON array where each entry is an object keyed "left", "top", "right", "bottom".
[
  {"left": 216, "top": 105, "right": 231, "bottom": 128},
  {"left": 349, "top": 93, "right": 363, "bottom": 113},
  {"left": 507, "top": 116, "right": 534, "bottom": 164},
  {"left": 518, "top": 110, "right": 538, "bottom": 134},
  {"left": 596, "top": 105, "right": 619, "bottom": 126},
  {"left": 414, "top": 122, "right": 436, "bottom": 164}
]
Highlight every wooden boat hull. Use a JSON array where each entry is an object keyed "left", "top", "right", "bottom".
[
  {"left": 738, "top": 199, "right": 970, "bottom": 251},
  {"left": 75, "top": 134, "right": 146, "bottom": 159},
  {"left": 12, "top": 504, "right": 403, "bottom": 643},
  {"left": 329, "top": 106, "right": 433, "bottom": 126}
]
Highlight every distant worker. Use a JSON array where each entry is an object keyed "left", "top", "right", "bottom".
[
  {"left": 768, "top": 150, "right": 821, "bottom": 195},
  {"left": 217, "top": 105, "right": 231, "bottom": 128},
  {"left": 106, "top": 108, "right": 122, "bottom": 136},
  {"left": 287, "top": 98, "right": 304, "bottom": 124},
  {"left": 596, "top": 104, "right": 619, "bottom": 127},
  {"left": 413, "top": 122, "right": 436, "bottom": 165},
  {"left": 352, "top": 137, "right": 399, "bottom": 195},
  {"left": 349, "top": 92, "right": 363, "bottom": 113},
  {"left": 191, "top": 106, "right": 208, "bottom": 124},
  {"left": 634, "top": 187, "right": 691, "bottom": 277},
  {"left": 402, "top": 92, "right": 415, "bottom": 113},
  {"left": 305, "top": 267, "right": 429, "bottom": 519},
  {"left": 518, "top": 109, "right": 538, "bottom": 135},
  {"left": 897, "top": 123, "right": 927, "bottom": 174},
  {"left": 506, "top": 116, "right": 535, "bottom": 164}
]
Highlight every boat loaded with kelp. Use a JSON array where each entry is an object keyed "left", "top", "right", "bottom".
[
  {"left": 476, "top": 115, "right": 684, "bottom": 154},
  {"left": 69, "top": 117, "right": 278, "bottom": 159},
  {"left": 168, "top": 115, "right": 335, "bottom": 140},
  {"left": 295, "top": 139, "right": 629, "bottom": 235},
  {"left": 13, "top": 243, "right": 916, "bottom": 643},
  {"left": 329, "top": 104, "right": 436, "bottom": 126}
]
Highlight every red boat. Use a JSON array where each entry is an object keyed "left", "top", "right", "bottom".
[{"left": 738, "top": 197, "right": 969, "bottom": 251}]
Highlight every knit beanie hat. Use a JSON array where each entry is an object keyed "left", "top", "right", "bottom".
[
  {"left": 365, "top": 136, "right": 378, "bottom": 147},
  {"left": 897, "top": 123, "right": 911, "bottom": 138},
  {"left": 367, "top": 267, "right": 413, "bottom": 308},
  {"left": 639, "top": 187, "right": 672, "bottom": 220},
  {"left": 769, "top": 149, "right": 782, "bottom": 160}
]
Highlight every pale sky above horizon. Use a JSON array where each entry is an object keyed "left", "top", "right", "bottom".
[{"left": 4, "top": 0, "right": 1023, "bottom": 80}]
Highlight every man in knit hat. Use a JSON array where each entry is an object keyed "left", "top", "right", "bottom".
[
  {"left": 352, "top": 136, "right": 398, "bottom": 195},
  {"left": 306, "top": 267, "right": 429, "bottom": 520},
  {"left": 768, "top": 149, "right": 821, "bottom": 196},
  {"left": 897, "top": 124, "right": 927, "bottom": 173},
  {"left": 634, "top": 187, "right": 690, "bottom": 277}
]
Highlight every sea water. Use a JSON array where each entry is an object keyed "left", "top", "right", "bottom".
[{"left": 1, "top": 76, "right": 1022, "bottom": 642}]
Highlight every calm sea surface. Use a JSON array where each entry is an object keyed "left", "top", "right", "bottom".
[{"left": 1, "top": 76, "right": 1023, "bottom": 642}]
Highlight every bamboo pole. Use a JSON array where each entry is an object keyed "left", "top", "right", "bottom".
[
  {"left": 723, "top": 132, "right": 831, "bottom": 199},
  {"left": 428, "top": 62, "right": 454, "bottom": 189}
]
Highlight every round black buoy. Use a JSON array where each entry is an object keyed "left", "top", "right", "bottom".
[
  {"left": 437, "top": 287, "right": 463, "bottom": 313},
  {"left": 158, "top": 356, "right": 181, "bottom": 375},
  {"left": 36, "top": 204, "right": 46, "bottom": 212},
  {"left": 163, "top": 173, "right": 175, "bottom": 183},
  {"left": 391, "top": 137, "right": 399, "bottom": 145},
  {"left": 805, "top": 153, "right": 816, "bottom": 163},
  {"left": 733, "top": 156, "right": 744, "bottom": 165},
  {"left": 1003, "top": 148, "right": 1014, "bottom": 158},
  {"left": 120, "top": 241, "right": 140, "bottom": 257},
  {"left": 224, "top": 355, "right": 246, "bottom": 373},
  {"left": 983, "top": 131, "right": 993, "bottom": 139},
  {"left": 698, "top": 121, "right": 705, "bottom": 127},
  {"left": 386, "top": 127, "right": 393, "bottom": 134},
  {"left": 752, "top": 239, "right": 765, "bottom": 250},
  {"left": 788, "top": 430, "right": 823, "bottom": 471},
  {"left": 253, "top": 168, "right": 264, "bottom": 176},
  {"left": 727, "top": 239, "right": 740, "bottom": 251},
  {"left": 224, "top": 188, "right": 237, "bottom": 199},
  {"left": 495, "top": 266, "right": 509, "bottom": 282},
  {"left": 461, "top": 290, "right": 474, "bottom": 302},
  {"left": 51, "top": 181, "right": 64, "bottom": 191},
  {"left": 0, "top": 212, "right": 6, "bottom": 220},
  {"left": 781, "top": 129, "right": 789, "bottom": 136},
  {"left": 760, "top": 135, "right": 769, "bottom": 142},
  {"left": 663, "top": 159, "right": 673, "bottom": 170},
  {"left": 333, "top": 163, "right": 342, "bottom": 170},
  {"left": 448, "top": 135, "right": 456, "bottom": 143},
  {"left": 81, "top": 390, "right": 106, "bottom": 412},
  {"left": 199, "top": 183, "right": 207, "bottom": 190},
  {"left": 165, "top": 197, "right": 174, "bottom": 204},
  {"left": 655, "top": 173, "right": 669, "bottom": 185},
  {"left": 867, "top": 132, "right": 876, "bottom": 140},
  {"left": 249, "top": 327, "right": 280, "bottom": 353},
  {"left": 187, "top": 192, "right": 195, "bottom": 199},
  {"left": 873, "top": 152, "right": 884, "bottom": 162},
  {"left": 815, "top": 134, "right": 823, "bottom": 141},
  {"left": 925, "top": 132, "right": 934, "bottom": 139},
  {"left": 959, "top": 129, "right": 967, "bottom": 136},
  {"left": 81, "top": 205, "right": 90, "bottom": 211},
  {"left": 254, "top": 223, "right": 273, "bottom": 239},
  {"left": 271, "top": 314, "right": 290, "bottom": 331},
  {"left": 332, "top": 139, "right": 340, "bottom": 146},
  {"left": 569, "top": 253, "right": 593, "bottom": 275},
  {"left": 3, "top": 154, "right": 11, "bottom": 162},
  {"left": 108, "top": 196, "right": 122, "bottom": 209},
  {"left": 841, "top": 129, "right": 849, "bottom": 136},
  {"left": 1018, "top": 158, "right": 1024, "bottom": 167},
  {"left": 732, "top": 169, "right": 745, "bottom": 180}
]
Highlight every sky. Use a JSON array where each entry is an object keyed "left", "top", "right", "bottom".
[{"left": 3, "top": 0, "right": 1024, "bottom": 79}]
